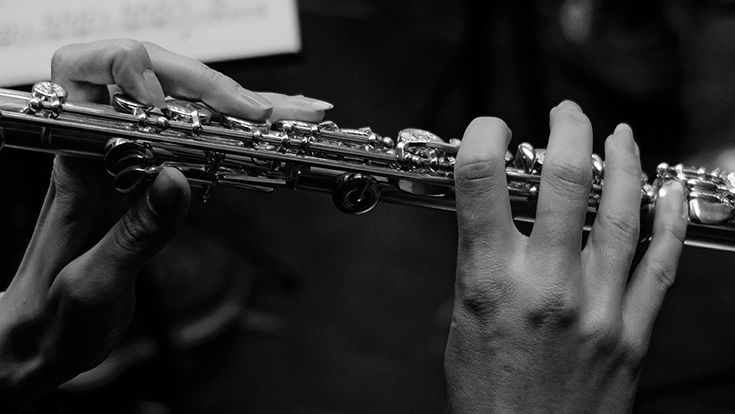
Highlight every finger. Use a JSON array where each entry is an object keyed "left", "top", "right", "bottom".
[
  {"left": 142, "top": 42, "right": 272, "bottom": 121},
  {"left": 49, "top": 167, "right": 189, "bottom": 316},
  {"left": 257, "top": 92, "right": 332, "bottom": 122},
  {"left": 585, "top": 124, "right": 642, "bottom": 305},
  {"left": 41, "top": 167, "right": 189, "bottom": 378},
  {"left": 51, "top": 39, "right": 165, "bottom": 107},
  {"left": 530, "top": 100, "right": 593, "bottom": 254},
  {"left": 10, "top": 157, "right": 122, "bottom": 298},
  {"left": 623, "top": 180, "right": 687, "bottom": 346},
  {"left": 454, "top": 117, "right": 516, "bottom": 254},
  {"left": 46, "top": 39, "right": 168, "bottom": 290},
  {"left": 67, "top": 167, "right": 191, "bottom": 297}
]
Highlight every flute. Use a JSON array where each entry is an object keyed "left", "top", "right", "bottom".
[{"left": 1, "top": 82, "right": 734, "bottom": 252}]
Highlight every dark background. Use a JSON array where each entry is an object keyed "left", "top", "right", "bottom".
[{"left": 3, "top": 0, "right": 735, "bottom": 412}]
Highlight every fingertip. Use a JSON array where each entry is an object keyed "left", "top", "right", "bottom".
[
  {"left": 462, "top": 117, "right": 511, "bottom": 145},
  {"left": 552, "top": 99, "right": 583, "bottom": 113},
  {"left": 606, "top": 123, "right": 637, "bottom": 157},
  {"left": 548, "top": 100, "right": 591, "bottom": 138},
  {"left": 300, "top": 97, "right": 333, "bottom": 111},
  {"left": 614, "top": 122, "right": 634, "bottom": 136},
  {"left": 656, "top": 180, "right": 688, "bottom": 230},
  {"left": 147, "top": 167, "right": 191, "bottom": 217},
  {"left": 142, "top": 69, "right": 166, "bottom": 109},
  {"left": 457, "top": 117, "right": 512, "bottom": 166},
  {"left": 263, "top": 94, "right": 332, "bottom": 121}
]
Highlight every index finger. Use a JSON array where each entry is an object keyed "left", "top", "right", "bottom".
[
  {"left": 51, "top": 39, "right": 166, "bottom": 107},
  {"left": 454, "top": 117, "right": 516, "bottom": 254},
  {"left": 142, "top": 41, "right": 273, "bottom": 120},
  {"left": 51, "top": 39, "right": 273, "bottom": 121}
]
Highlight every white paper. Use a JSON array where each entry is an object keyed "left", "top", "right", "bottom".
[{"left": 0, "top": 0, "right": 301, "bottom": 86}]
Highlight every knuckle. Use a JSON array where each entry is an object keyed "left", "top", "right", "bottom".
[
  {"left": 57, "top": 263, "right": 127, "bottom": 307},
  {"left": 459, "top": 288, "right": 501, "bottom": 320},
  {"left": 196, "top": 65, "right": 238, "bottom": 96},
  {"left": 525, "top": 288, "right": 580, "bottom": 329},
  {"left": 579, "top": 315, "right": 624, "bottom": 354},
  {"left": 643, "top": 257, "right": 677, "bottom": 289},
  {"left": 113, "top": 39, "right": 148, "bottom": 60},
  {"left": 56, "top": 266, "right": 94, "bottom": 305},
  {"left": 112, "top": 202, "right": 158, "bottom": 256},
  {"left": 50, "top": 46, "right": 71, "bottom": 73},
  {"left": 598, "top": 210, "right": 640, "bottom": 243},
  {"left": 197, "top": 63, "right": 221, "bottom": 83},
  {"left": 140, "top": 40, "right": 159, "bottom": 50},
  {"left": 109, "top": 40, "right": 151, "bottom": 82},
  {"left": 456, "top": 274, "right": 515, "bottom": 319},
  {"left": 455, "top": 157, "right": 505, "bottom": 185},
  {"left": 620, "top": 338, "right": 648, "bottom": 370},
  {"left": 454, "top": 160, "right": 507, "bottom": 205},
  {"left": 613, "top": 157, "right": 642, "bottom": 179},
  {"left": 542, "top": 160, "right": 593, "bottom": 194},
  {"left": 660, "top": 222, "right": 686, "bottom": 245}
]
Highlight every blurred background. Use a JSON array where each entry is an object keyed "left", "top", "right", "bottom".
[{"left": 3, "top": 0, "right": 735, "bottom": 412}]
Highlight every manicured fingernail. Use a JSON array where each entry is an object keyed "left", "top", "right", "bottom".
[
  {"left": 658, "top": 180, "right": 687, "bottom": 220},
  {"left": 290, "top": 96, "right": 333, "bottom": 110},
  {"left": 238, "top": 87, "right": 273, "bottom": 111},
  {"left": 613, "top": 123, "right": 636, "bottom": 152},
  {"left": 142, "top": 69, "right": 166, "bottom": 108},
  {"left": 147, "top": 168, "right": 185, "bottom": 216},
  {"left": 554, "top": 99, "right": 582, "bottom": 112},
  {"left": 310, "top": 99, "right": 333, "bottom": 110}
]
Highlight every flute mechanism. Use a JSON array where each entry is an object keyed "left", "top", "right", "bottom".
[{"left": 1, "top": 82, "right": 735, "bottom": 251}]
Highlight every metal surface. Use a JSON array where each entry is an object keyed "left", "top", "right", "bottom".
[{"left": 2, "top": 82, "right": 735, "bottom": 250}]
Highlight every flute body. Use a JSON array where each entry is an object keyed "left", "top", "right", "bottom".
[{"left": 1, "top": 82, "right": 735, "bottom": 251}]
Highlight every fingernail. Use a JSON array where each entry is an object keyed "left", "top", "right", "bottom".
[
  {"left": 613, "top": 123, "right": 636, "bottom": 152},
  {"left": 658, "top": 180, "right": 687, "bottom": 220},
  {"left": 147, "top": 168, "right": 186, "bottom": 216},
  {"left": 292, "top": 96, "right": 334, "bottom": 111},
  {"left": 238, "top": 87, "right": 273, "bottom": 112},
  {"left": 310, "top": 99, "right": 333, "bottom": 111},
  {"left": 142, "top": 69, "right": 166, "bottom": 108},
  {"left": 554, "top": 99, "right": 582, "bottom": 112}
]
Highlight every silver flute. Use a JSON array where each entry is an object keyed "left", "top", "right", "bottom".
[{"left": 1, "top": 82, "right": 735, "bottom": 251}]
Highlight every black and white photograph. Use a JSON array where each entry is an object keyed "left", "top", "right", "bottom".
[{"left": 1, "top": 0, "right": 734, "bottom": 412}]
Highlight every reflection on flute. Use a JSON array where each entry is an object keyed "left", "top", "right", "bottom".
[{"left": 2, "top": 81, "right": 735, "bottom": 251}]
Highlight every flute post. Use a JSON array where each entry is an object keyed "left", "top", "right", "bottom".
[{"left": 2, "top": 82, "right": 735, "bottom": 251}]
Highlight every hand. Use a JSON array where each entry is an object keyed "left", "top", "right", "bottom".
[
  {"left": 0, "top": 39, "right": 330, "bottom": 409},
  {"left": 445, "top": 101, "right": 688, "bottom": 412}
]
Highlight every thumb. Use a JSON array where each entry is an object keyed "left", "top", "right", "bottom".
[
  {"left": 42, "top": 167, "right": 189, "bottom": 377},
  {"left": 65, "top": 167, "right": 190, "bottom": 300},
  {"left": 97, "top": 166, "right": 190, "bottom": 273}
]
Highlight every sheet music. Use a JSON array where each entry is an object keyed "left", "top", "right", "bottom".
[{"left": 0, "top": 0, "right": 301, "bottom": 86}]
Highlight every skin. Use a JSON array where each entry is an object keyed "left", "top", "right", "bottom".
[
  {"left": 0, "top": 39, "right": 687, "bottom": 412},
  {"left": 0, "top": 39, "right": 328, "bottom": 410},
  {"left": 445, "top": 102, "right": 688, "bottom": 412}
]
